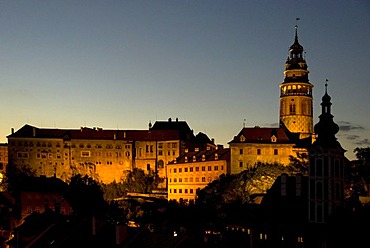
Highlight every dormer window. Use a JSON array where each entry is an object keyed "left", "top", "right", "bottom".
[
  {"left": 271, "top": 135, "right": 277, "bottom": 142},
  {"left": 185, "top": 157, "right": 188, "bottom": 163},
  {"left": 215, "top": 153, "right": 218, "bottom": 160},
  {"left": 193, "top": 156, "right": 196, "bottom": 162},
  {"left": 240, "top": 135, "right": 246, "bottom": 142},
  {"left": 202, "top": 155, "right": 205, "bottom": 161}
]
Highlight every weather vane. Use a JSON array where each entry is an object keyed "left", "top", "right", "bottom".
[{"left": 295, "top": 18, "right": 300, "bottom": 33}]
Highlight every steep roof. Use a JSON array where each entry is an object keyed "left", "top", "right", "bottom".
[
  {"left": 228, "top": 127, "right": 294, "bottom": 144},
  {"left": 170, "top": 148, "right": 230, "bottom": 164},
  {"left": 150, "top": 118, "right": 194, "bottom": 140},
  {"left": 7, "top": 124, "right": 181, "bottom": 142}
]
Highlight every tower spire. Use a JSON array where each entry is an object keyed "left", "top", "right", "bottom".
[{"left": 295, "top": 17, "right": 300, "bottom": 42}]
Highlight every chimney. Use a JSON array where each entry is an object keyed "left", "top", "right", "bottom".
[
  {"left": 168, "top": 118, "right": 172, "bottom": 122},
  {"left": 11, "top": 128, "right": 14, "bottom": 134},
  {"left": 32, "top": 127, "right": 36, "bottom": 137}
]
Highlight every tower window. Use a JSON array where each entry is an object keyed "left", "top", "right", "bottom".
[{"left": 289, "top": 104, "right": 296, "bottom": 114}]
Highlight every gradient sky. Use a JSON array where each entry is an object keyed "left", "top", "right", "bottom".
[{"left": 0, "top": 1, "right": 369, "bottom": 160}]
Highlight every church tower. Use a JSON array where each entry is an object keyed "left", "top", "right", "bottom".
[
  {"left": 308, "top": 83, "right": 346, "bottom": 223},
  {"left": 279, "top": 25, "right": 313, "bottom": 139}
]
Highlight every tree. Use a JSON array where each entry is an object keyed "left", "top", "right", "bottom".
[
  {"left": 65, "top": 174, "right": 108, "bottom": 217},
  {"left": 122, "top": 168, "right": 162, "bottom": 193},
  {"left": 352, "top": 147, "right": 370, "bottom": 196},
  {"left": 288, "top": 152, "right": 309, "bottom": 175},
  {"left": 1, "top": 164, "right": 36, "bottom": 195}
]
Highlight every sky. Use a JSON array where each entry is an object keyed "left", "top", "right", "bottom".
[{"left": 0, "top": 1, "right": 369, "bottom": 160}]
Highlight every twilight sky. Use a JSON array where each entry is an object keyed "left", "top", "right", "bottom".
[{"left": 0, "top": 1, "right": 369, "bottom": 160}]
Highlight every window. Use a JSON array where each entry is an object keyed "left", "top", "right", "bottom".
[
  {"left": 289, "top": 103, "right": 296, "bottom": 114},
  {"left": 214, "top": 166, "right": 218, "bottom": 171},
  {"left": 239, "top": 161, "right": 243, "bottom": 168},
  {"left": 147, "top": 164, "right": 150, "bottom": 171},
  {"left": 190, "top": 189, "right": 193, "bottom": 194},
  {"left": 257, "top": 149, "right": 261, "bottom": 155},
  {"left": 174, "top": 178, "right": 177, "bottom": 183},
  {"left": 240, "top": 149, "right": 243, "bottom": 154},
  {"left": 179, "top": 189, "right": 182, "bottom": 193},
  {"left": 185, "top": 189, "right": 188, "bottom": 193},
  {"left": 179, "top": 178, "right": 182, "bottom": 182},
  {"left": 158, "top": 143, "right": 163, "bottom": 149},
  {"left": 174, "top": 168, "right": 177, "bottom": 173},
  {"left": 202, "top": 166, "right": 205, "bottom": 171},
  {"left": 189, "top": 177, "right": 193, "bottom": 182},
  {"left": 190, "top": 167, "right": 193, "bottom": 172},
  {"left": 174, "top": 189, "right": 177, "bottom": 193},
  {"left": 201, "top": 177, "right": 206, "bottom": 182},
  {"left": 195, "top": 178, "right": 199, "bottom": 182},
  {"left": 158, "top": 151, "right": 163, "bottom": 156},
  {"left": 17, "top": 152, "right": 29, "bottom": 159},
  {"left": 208, "top": 166, "right": 211, "bottom": 171},
  {"left": 184, "top": 168, "right": 188, "bottom": 172},
  {"left": 179, "top": 168, "right": 182, "bottom": 173},
  {"left": 172, "top": 143, "right": 177, "bottom": 148},
  {"left": 195, "top": 167, "right": 199, "bottom": 172},
  {"left": 81, "top": 151, "right": 91, "bottom": 157},
  {"left": 274, "top": 149, "right": 278, "bottom": 155}
]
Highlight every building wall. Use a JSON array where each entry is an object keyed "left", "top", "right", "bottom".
[
  {"left": 20, "top": 191, "right": 73, "bottom": 218},
  {"left": 167, "top": 159, "right": 228, "bottom": 202},
  {"left": 229, "top": 143, "right": 299, "bottom": 174},
  {"left": 0, "top": 143, "right": 8, "bottom": 184},
  {"left": 8, "top": 137, "right": 133, "bottom": 184},
  {"left": 8, "top": 137, "right": 182, "bottom": 185}
]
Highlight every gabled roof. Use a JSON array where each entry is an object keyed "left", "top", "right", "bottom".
[
  {"left": 7, "top": 124, "right": 181, "bottom": 142},
  {"left": 150, "top": 118, "right": 194, "bottom": 140},
  {"left": 228, "top": 127, "right": 294, "bottom": 144},
  {"left": 170, "top": 148, "right": 230, "bottom": 164}
]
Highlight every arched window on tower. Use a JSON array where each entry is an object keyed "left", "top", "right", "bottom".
[{"left": 289, "top": 103, "right": 296, "bottom": 114}]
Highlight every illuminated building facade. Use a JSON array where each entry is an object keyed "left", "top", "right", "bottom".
[
  {"left": 279, "top": 25, "right": 314, "bottom": 140},
  {"left": 309, "top": 84, "right": 346, "bottom": 223},
  {"left": 229, "top": 26, "right": 312, "bottom": 171},
  {"left": 228, "top": 127, "right": 306, "bottom": 174},
  {"left": 7, "top": 119, "right": 215, "bottom": 185},
  {"left": 167, "top": 148, "right": 230, "bottom": 202},
  {"left": 0, "top": 143, "right": 8, "bottom": 182}
]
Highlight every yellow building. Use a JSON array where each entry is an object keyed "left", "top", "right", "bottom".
[
  {"left": 0, "top": 143, "right": 8, "bottom": 186},
  {"left": 228, "top": 127, "right": 308, "bottom": 174},
  {"left": 229, "top": 26, "right": 313, "bottom": 172},
  {"left": 167, "top": 148, "right": 230, "bottom": 202},
  {"left": 279, "top": 25, "right": 314, "bottom": 140},
  {"left": 7, "top": 119, "right": 215, "bottom": 186}
]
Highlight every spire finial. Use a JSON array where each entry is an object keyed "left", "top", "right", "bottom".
[
  {"left": 295, "top": 18, "right": 300, "bottom": 40},
  {"left": 325, "top": 79, "right": 328, "bottom": 93}
]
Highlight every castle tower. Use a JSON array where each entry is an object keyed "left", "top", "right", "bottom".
[
  {"left": 279, "top": 25, "right": 313, "bottom": 139},
  {"left": 308, "top": 83, "right": 346, "bottom": 223}
]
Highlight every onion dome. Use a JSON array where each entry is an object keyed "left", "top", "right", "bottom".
[{"left": 313, "top": 82, "right": 340, "bottom": 147}]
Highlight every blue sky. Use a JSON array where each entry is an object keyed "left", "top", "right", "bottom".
[{"left": 0, "top": 1, "right": 369, "bottom": 160}]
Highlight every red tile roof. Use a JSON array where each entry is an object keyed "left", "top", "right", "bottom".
[
  {"left": 8, "top": 124, "right": 180, "bottom": 141},
  {"left": 228, "top": 127, "right": 293, "bottom": 144}
]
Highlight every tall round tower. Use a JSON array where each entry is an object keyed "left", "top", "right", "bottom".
[{"left": 279, "top": 25, "right": 313, "bottom": 139}]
